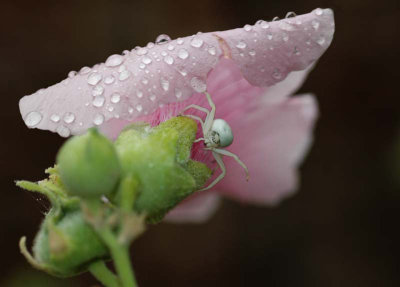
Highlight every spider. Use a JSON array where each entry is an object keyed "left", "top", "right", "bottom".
[{"left": 181, "top": 92, "right": 249, "bottom": 191}]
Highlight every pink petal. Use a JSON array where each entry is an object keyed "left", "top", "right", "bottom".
[
  {"left": 164, "top": 192, "right": 221, "bottom": 223},
  {"left": 217, "top": 94, "right": 318, "bottom": 205},
  {"left": 19, "top": 8, "right": 334, "bottom": 138}
]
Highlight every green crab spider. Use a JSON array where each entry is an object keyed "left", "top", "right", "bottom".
[{"left": 181, "top": 92, "right": 249, "bottom": 191}]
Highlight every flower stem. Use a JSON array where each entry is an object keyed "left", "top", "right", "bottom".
[
  {"left": 99, "top": 228, "right": 138, "bottom": 287},
  {"left": 88, "top": 261, "right": 121, "bottom": 287}
]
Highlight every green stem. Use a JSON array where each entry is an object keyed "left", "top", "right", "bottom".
[
  {"left": 88, "top": 261, "right": 121, "bottom": 287},
  {"left": 100, "top": 228, "right": 138, "bottom": 287}
]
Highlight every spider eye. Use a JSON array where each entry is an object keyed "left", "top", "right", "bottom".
[{"left": 211, "top": 119, "right": 233, "bottom": 147}]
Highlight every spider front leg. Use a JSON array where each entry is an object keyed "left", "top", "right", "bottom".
[
  {"left": 203, "top": 92, "right": 216, "bottom": 133},
  {"left": 200, "top": 150, "right": 226, "bottom": 191},
  {"left": 212, "top": 148, "right": 249, "bottom": 181},
  {"left": 180, "top": 104, "right": 210, "bottom": 118}
]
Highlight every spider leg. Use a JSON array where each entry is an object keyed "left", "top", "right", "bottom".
[
  {"left": 194, "top": 138, "right": 205, "bottom": 143},
  {"left": 213, "top": 148, "right": 249, "bottom": 181},
  {"left": 200, "top": 150, "right": 226, "bottom": 191},
  {"left": 204, "top": 92, "right": 216, "bottom": 133},
  {"left": 180, "top": 104, "right": 210, "bottom": 117},
  {"left": 182, "top": 115, "right": 205, "bottom": 132}
]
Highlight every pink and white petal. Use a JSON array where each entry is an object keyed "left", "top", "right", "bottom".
[
  {"left": 19, "top": 9, "right": 334, "bottom": 138},
  {"left": 164, "top": 192, "right": 221, "bottom": 223},
  {"left": 216, "top": 94, "right": 318, "bottom": 205}
]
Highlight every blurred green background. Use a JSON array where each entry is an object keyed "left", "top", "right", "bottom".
[{"left": 1, "top": 0, "right": 399, "bottom": 286}]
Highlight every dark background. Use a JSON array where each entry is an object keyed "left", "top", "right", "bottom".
[{"left": 1, "top": 0, "right": 399, "bottom": 286}]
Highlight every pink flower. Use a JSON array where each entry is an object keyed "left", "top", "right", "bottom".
[{"left": 19, "top": 8, "right": 335, "bottom": 223}]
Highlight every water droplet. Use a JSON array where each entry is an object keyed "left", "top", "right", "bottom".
[
  {"left": 136, "top": 104, "right": 143, "bottom": 112},
  {"left": 63, "top": 112, "right": 75, "bottom": 124},
  {"left": 282, "top": 33, "right": 289, "bottom": 41},
  {"left": 249, "top": 50, "right": 256, "bottom": 56},
  {"left": 164, "top": 56, "right": 174, "bottom": 65},
  {"left": 236, "top": 41, "right": 247, "bottom": 49},
  {"left": 139, "top": 63, "right": 146, "bottom": 69},
  {"left": 190, "top": 77, "right": 207, "bottom": 93},
  {"left": 316, "top": 36, "right": 326, "bottom": 46},
  {"left": 190, "top": 37, "right": 203, "bottom": 48},
  {"left": 79, "top": 122, "right": 83, "bottom": 126},
  {"left": 122, "top": 50, "right": 130, "bottom": 55},
  {"left": 87, "top": 73, "right": 102, "bottom": 86},
  {"left": 155, "top": 34, "right": 171, "bottom": 45},
  {"left": 128, "top": 107, "right": 134, "bottom": 114},
  {"left": 136, "top": 48, "right": 148, "bottom": 56},
  {"left": 179, "top": 69, "right": 187, "bottom": 77},
  {"left": 175, "top": 88, "right": 182, "bottom": 99},
  {"left": 142, "top": 78, "right": 149, "bottom": 85},
  {"left": 272, "top": 69, "right": 282, "bottom": 80},
  {"left": 160, "top": 77, "right": 169, "bottom": 91},
  {"left": 118, "top": 65, "right": 127, "bottom": 72},
  {"left": 142, "top": 56, "right": 152, "bottom": 65},
  {"left": 272, "top": 17, "right": 280, "bottom": 21},
  {"left": 56, "top": 125, "right": 70, "bottom": 137},
  {"left": 255, "top": 20, "right": 263, "bottom": 25},
  {"left": 261, "top": 21, "right": 270, "bottom": 29},
  {"left": 315, "top": 8, "right": 323, "bottom": 16},
  {"left": 293, "top": 46, "right": 301, "bottom": 55},
  {"left": 208, "top": 47, "right": 216, "bottom": 55},
  {"left": 93, "top": 113, "right": 104, "bottom": 125},
  {"left": 108, "top": 106, "right": 114, "bottom": 112},
  {"left": 267, "top": 33, "right": 273, "bottom": 40},
  {"left": 178, "top": 48, "right": 189, "bottom": 59},
  {"left": 149, "top": 95, "right": 156, "bottom": 102},
  {"left": 285, "top": 11, "right": 297, "bottom": 18},
  {"left": 243, "top": 24, "right": 252, "bottom": 32},
  {"left": 311, "top": 20, "right": 320, "bottom": 30},
  {"left": 119, "top": 70, "right": 131, "bottom": 81},
  {"left": 80, "top": 66, "right": 91, "bottom": 75},
  {"left": 93, "top": 95, "right": 105, "bottom": 107},
  {"left": 136, "top": 90, "right": 143, "bottom": 98},
  {"left": 147, "top": 42, "right": 155, "bottom": 49},
  {"left": 104, "top": 75, "right": 115, "bottom": 85},
  {"left": 111, "top": 93, "right": 121, "bottom": 103},
  {"left": 167, "top": 44, "right": 175, "bottom": 51},
  {"left": 50, "top": 114, "right": 60, "bottom": 123},
  {"left": 25, "top": 111, "right": 42, "bottom": 127},
  {"left": 279, "top": 22, "right": 295, "bottom": 31},
  {"left": 105, "top": 54, "right": 124, "bottom": 67},
  {"left": 68, "top": 71, "right": 77, "bottom": 78},
  {"left": 92, "top": 85, "right": 104, "bottom": 97},
  {"left": 177, "top": 38, "right": 184, "bottom": 45}
]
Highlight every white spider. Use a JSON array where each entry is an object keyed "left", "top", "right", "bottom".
[{"left": 181, "top": 92, "right": 249, "bottom": 191}]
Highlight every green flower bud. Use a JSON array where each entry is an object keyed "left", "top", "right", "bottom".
[
  {"left": 57, "top": 129, "right": 121, "bottom": 198},
  {"left": 115, "top": 117, "right": 212, "bottom": 223},
  {"left": 20, "top": 209, "right": 108, "bottom": 277}
]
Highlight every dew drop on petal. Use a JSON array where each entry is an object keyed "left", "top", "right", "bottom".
[
  {"left": 178, "top": 48, "right": 189, "bottom": 59},
  {"left": 315, "top": 8, "right": 324, "bottom": 16},
  {"left": 119, "top": 70, "right": 131, "bottom": 81},
  {"left": 93, "top": 95, "right": 105, "bottom": 107},
  {"left": 283, "top": 33, "right": 289, "bottom": 41},
  {"left": 93, "top": 114, "right": 104, "bottom": 125},
  {"left": 316, "top": 36, "right": 326, "bottom": 46},
  {"left": 136, "top": 90, "right": 143, "bottom": 98},
  {"left": 80, "top": 66, "right": 91, "bottom": 75},
  {"left": 87, "top": 73, "right": 102, "bottom": 86},
  {"left": 285, "top": 11, "right": 297, "bottom": 18},
  {"left": 272, "top": 69, "right": 283, "bottom": 80},
  {"left": 136, "top": 48, "right": 148, "bottom": 56},
  {"left": 311, "top": 20, "right": 320, "bottom": 30},
  {"left": 68, "top": 71, "right": 77, "bottom": 78},
  {"left": 177, "top": 38, "right": 184, "bottom": 45},
  {"left": 190, "top": 37, "right": 203, "bottom": 48},
  {"left": 261, "top": 21, "right": 270, "bottom": 29},
  {"left": 25, "top": 111, "right": 42, "bottom": 127},
  {"left": 167, "top": 44, "right": 175, "bottom": 51},
  {"left": 175, "top": 88, "right": 182, "bottom": 99},
  {"left": 267, "top": 33, "right": 273, "bottom": 40},
  {"left": 236, "top": 41, "right": 247, "bottom": 49},
  {"left": 111, "top": 93, "right": 121, "bottom": 103},
  {"left": 149, "top": 95, "right": 156, "bottom": 102},
  {"left": 142, "top": 56, "right": 152, "bottom": 65},
  {"left": 160, "top": 77, "right": 169, "bottom": 91},
  {"left": 272, "top": 16, "right": 280, "bottom": 21},
  {"left": 249, "top": 50, "right": 256, "bottom": 56},
  {"left": 208, "top": 46, "right": 216, "bottom": 55},
  {"left": 50, "top": 114, "right": 60, "bottom": 123},
  {"left": 118, "top": 65, "right": 127, "bottom": 72},
  {"left": 92, "top": 85, "right": 104, "bottom": 97},
  {"left": 147, "top": 42, "right": 155, "bottom": 49},
  {"left": 128, "top": 107, "right": 134, "bottom": 114},
  {"left": 243, "top": 24, "right": 252, "bottom": 31},
  {"left": 105, "top": 54, "right": 124, "bottom": 67},
  {"left": 164, "top": 56, "right": 174, "bottom": 65},
  {"left": 190, "top": 77, "right": 207, "bottom": 93},
  {"left": 104, "top": 75, "right": 115, "bottom": 85},
  {"left": 136, "top": 104, "right": 143, "bottom": 112},
  {"left": 142, "top": 78, "right": 149, "bottom": 85},
  {"left": 108, "top": 106, "right": 114, "bottom": 112},
  {"left": 56, "top": 125, "right": 70, "bottom": 137},
  {"left": 63, "top": 112, "right": 75, "bottom": 124}
]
